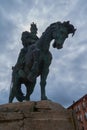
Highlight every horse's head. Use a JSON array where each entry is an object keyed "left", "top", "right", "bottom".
[{"left": 52, "top": 21, "right": 76, "bottom": 49}]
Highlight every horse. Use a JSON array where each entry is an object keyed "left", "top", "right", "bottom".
[{"left": 9, "top": 21, "right": 76, "bottom": 103}]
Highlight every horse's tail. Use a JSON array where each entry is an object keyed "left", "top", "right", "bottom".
[
  {"left": 9, "top": 78, "right": 13, "bottom": 96},
  {"left": 8, "top": 69, "right": 15, "bottom": 103}
]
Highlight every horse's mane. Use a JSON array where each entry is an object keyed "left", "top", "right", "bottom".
[
  {"left": 50, "top": 21, "right": 76, "bottom": 36},
  {"left": 41, "top": 21, "right": 76, "bottom": 38},
  {"left": 41, "top": 22, "right": 61, "bottom": 36}
]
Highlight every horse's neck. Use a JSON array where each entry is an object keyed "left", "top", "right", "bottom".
[{"left": 37, "top": 28, "right": 52, "bottom": 52}]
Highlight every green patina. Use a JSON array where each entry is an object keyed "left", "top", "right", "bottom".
[{"left": 9, "top": 21, "right": 76, "bottom": 103}]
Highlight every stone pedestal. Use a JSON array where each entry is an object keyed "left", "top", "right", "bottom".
[{"left": 0, "top": 101, "right": 75, "bottom": 130}]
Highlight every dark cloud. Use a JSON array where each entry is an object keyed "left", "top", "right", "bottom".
[
  {"left": 0, "top": 21, "right": 16, "bottom": 52},
  {"left": 0, "top": 0, "right": 87, "bottom": 108},
  {"left": 0, "top": 0, "right": 35, "bottom": 14}
]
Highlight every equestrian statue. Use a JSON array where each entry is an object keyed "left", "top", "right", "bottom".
[{"left": 9, "top": 21, "right": 76, "bottom": 103}]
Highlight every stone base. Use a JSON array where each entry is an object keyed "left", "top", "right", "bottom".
[{"left": 0, "top": 101, "right": 75, "bottom": 130}]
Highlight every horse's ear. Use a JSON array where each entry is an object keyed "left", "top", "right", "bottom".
[{"left": 72, "top": 28, "right": 77, "bottom": 36}]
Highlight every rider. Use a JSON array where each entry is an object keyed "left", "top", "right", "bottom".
[
  {"left": 11, "top": 22, "right": 39, "bottom": 101},
  {"left": 13, "top": 22, "right": 39, "bottom": 78}
]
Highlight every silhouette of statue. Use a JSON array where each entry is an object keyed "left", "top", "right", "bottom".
[
  {"left": 9, "top": 21, "right": 76, "bottom": 103},
  {"left": 9, "top": 22, "right": 39, "bottom": 102},
  {"left": 13, "top": 23, "right": 39, "bottom": 79}
]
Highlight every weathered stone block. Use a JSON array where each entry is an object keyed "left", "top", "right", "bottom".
[{"left": 0, "top": 101, "right": 76, "bottom": 130}]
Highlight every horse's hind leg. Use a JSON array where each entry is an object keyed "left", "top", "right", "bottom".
[{"left": 25, "top": 80, "right": 36, "bottom": 101}]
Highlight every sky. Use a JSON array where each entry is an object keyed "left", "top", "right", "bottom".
[{"left": 0, "top": 0, "right": 87, "bottom": 108}]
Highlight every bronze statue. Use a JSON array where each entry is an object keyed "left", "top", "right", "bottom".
[
  {"left": 9, "top": 22, "right": 39, "bottom": 102},
  {"left": 9, "top": 21, "right": 76, "bottom": 103}
]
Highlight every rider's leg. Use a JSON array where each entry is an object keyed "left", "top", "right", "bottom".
[{"left": 27, "top": 49, "right": 40, "bottom": 82}]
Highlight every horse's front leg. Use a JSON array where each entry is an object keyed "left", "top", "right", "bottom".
[{"left": 40, "top": 68, "right": 49, "bottom": 100}]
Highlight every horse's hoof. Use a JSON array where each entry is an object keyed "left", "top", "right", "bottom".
[
  {"left": 41, "top": 96, "right": 48, "bottom": 100},
  {"left": 24, "top": 96, "right": 30, "bottom": 101}
]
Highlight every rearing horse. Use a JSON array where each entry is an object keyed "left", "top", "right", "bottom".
[{"left": 9, "top": 21, "right": 76, "bottom": 103}]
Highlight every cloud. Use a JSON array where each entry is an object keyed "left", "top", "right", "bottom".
[{"left": 0, "top": 0, "right": 87, "bottom": 107}]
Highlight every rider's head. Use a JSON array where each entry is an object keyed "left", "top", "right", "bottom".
[{"left": 30, "top": 22, "right": 38, "bottom": 35}]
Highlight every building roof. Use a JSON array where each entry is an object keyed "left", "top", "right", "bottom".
[{"left": 68, "top": 94, "right": 87, "bottom": 109}]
